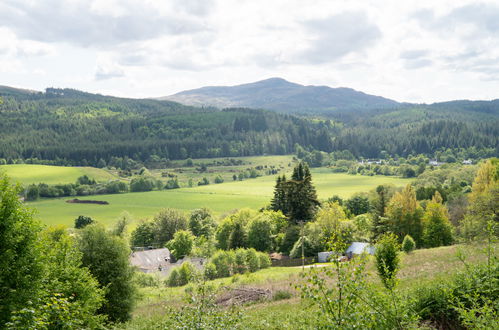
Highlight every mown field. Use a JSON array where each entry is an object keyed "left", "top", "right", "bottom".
[
  {"left": 28, "top": 169, "right": 410, "bottom": 227},
  {"left": 0, "top": 157, "right": 410, "bottom": 227},
  {"left": 123, "top": 243, "right": 494, "bottom": 329},
  {"left": 0, "top": 164, "right": 117, "bottom": 184}
]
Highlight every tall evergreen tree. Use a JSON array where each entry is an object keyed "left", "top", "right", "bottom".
[{"left": 272, "top": 162, "right": 319, "bottom": 223}]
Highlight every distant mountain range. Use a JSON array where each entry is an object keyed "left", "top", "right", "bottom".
[{"left": 159, "top": 77, "right": 401, "bottom": 114}]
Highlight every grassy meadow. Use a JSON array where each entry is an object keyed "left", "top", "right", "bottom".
[
  {"left": 0, "top": 157, "right": 410, "bottom": 227},
  {"left": 28, "top": 169, "right": 410, "bottom": 227},
  {"left": 124, "top": 243, "right": 494, "bottom": 329},
  {"left": 0, "top": 164, "right": 117, "bottom": 185}
]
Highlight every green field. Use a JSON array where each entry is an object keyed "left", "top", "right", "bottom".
[
  {"left": 0, "top": 164, "right": 117, "bottom": 185},
  {"left": 28, "top": 169, "right": 410, "bottom": 227}
]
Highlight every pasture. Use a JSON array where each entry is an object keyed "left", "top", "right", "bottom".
[
  {"left": 28, "top": 169, "right": 410, "bottom": 227},
  {"left": 0, "top": 164, "right": 117, "bottom": 185}
]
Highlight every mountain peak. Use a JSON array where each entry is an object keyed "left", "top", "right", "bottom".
[{"left": 159, "top": 78, "right": 399, "bottom": 114}]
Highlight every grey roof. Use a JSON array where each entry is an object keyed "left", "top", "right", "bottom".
[
  {"left": 346, "top": 242, "right": 375, "bottom": 255},
  {"left": 130, "top": 248, "right": 171, "bottom": 271}
]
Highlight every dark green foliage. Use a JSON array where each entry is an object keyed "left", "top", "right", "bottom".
[
  {"left": 151, "top": 208, "right": 188, "bottom": 247},
  {"left": 130, "top": 221, "right": 155, "bottom": 247},
  {"left": 271, "top": 162, "right": 320, "bottom": 223},
  {"left": 77, "top": 225, "right": 136, "bottom": 322},
  {"left": 74, "top": 215, "right": 94, "bottom": 229},
  {"left": 77, "top": 175, "right": 96, "bottom": 185},
  {"left": 280, "top": 225, "right": 301, "bottom": 254},
  {"left": 0, "top": 175, "right": 44, "bottom": 326},
  {"left": 214, "top": 175, "right": 224, "bottom": 184},
  {"left": 401, "top": 234, "right": 416, "bottom": 253},
  {"left": 215, "top": 218, "right": 234, "bottom": 250},
  {"left": 345, "top": 194, "right": 370, "bottom": 215},
  {"left": 188, "top": 208, "right": 216, "bottom": 238},
  {"left": 375, "top": 233, "right": 400, "bottom": 290},
  {"left": 228, "top": 221, "right": 247, "bottom": 249},
  {"left": 130, "top": 176, "right": 156, "bottom": 192},
  {"left": 247, "top": 216, "right": 272, "bottom": 252},
  {"left": 25, "top": 184, "right": 39, "bottom": 201}
]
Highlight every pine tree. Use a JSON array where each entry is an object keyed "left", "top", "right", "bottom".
[
  {"left": 371, "top": 185, "right": 389, "bottom": 241},
  {"left": 228, "top": 221, "right": 247, "bottom": 249}
]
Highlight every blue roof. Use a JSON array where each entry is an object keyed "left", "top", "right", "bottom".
[{"left": 346, "top": 242, "right": 375, "bottom": 255}]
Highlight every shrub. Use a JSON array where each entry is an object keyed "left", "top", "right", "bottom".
[
  {"left": 203, "top": 262, "right": 217, "bottom": 280},
  {"left": 211, "top": 250, "right": 234, "bottom": 278},
  {"left": 273, "top": 290, "right": 292, "bottom": 301},
  {"left": 166, "top": 268, "right": 180, "bottom": 287},
  {"left": 167, "top": 230, "right": 194, "bottom": 259},
  {"left": 247, "top": 217, "right": 272, "bottom": 252},
  {"left": 402, "top": 234, "right": 416, "bottom": 253},
  {"left": 258, "top": 252, "right": 271, "bottom": 269},
  {"left": 74, "top": 215, "right": 94, "bottom": 229},
  {"left": 375, "top": 233, "right": 400, "bottom": 290},
  {"left": 246, "top": 248, "right": 260, "bottom": 272},
  {"left": 234, "top": 248, "right": 248, "bottom": 274},
  {"left": 177, "top": 262, "right": 196, "bottom": 286},
  {"left": 134, "top": 272, "right": 160, "bottom": 288}
]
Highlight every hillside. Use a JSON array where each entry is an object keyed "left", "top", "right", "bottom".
[
  {"left": 0, "top": 85, "right": 497, "bottom": 163},
  {"left": 160, "top": 77, "right": 400, "bottom": 114}
]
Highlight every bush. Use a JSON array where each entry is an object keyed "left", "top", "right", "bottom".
[
  {"left": 375, "top": 233, "right": 400, "bottom": 290},
  {"left": 402, "top": 235, "right": 416, "bottom": 253},
  {"left": 273, "top": 290, "right": 292, "bottom": 301},
  {"left": 166, "top": 268, "right": 180, "bottom": 287},
  {"left": 177, "top": 262, "right": 196, "bottom": 286},
  {"left": 134, "top": 272, "right": 160, "bottom": 288},
  {"left": 167, "top": 230, "right": 194, "bottom": 259},
  {"left": 258, "top": 252, "right": 271, "bottom": 269},
  {"left": 211, "top": 250, "right": 234, "bottom": 278},
  {"left": 234, "top": 248, "right": 248, "bottom": 274},
  {"left": 130, "top": 176, "right": 156, "bottom": 192},
  {"left": 74, "top": 215, "right": 94, "bottom": 229},
  {"left": 203, "top": 262, "right": 217, "bottom": 280},
  {"left": 246, "top": 248, "right": 260, "bottom": 272}
]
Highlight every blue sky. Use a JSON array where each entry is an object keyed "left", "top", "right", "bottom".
[{"left": 1, "top": 0, "right": 499, "bottom": 103}]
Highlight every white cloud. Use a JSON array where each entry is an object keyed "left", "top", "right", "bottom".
[{"left": 1, "top": 0, "right": 499, "bottom": 102}]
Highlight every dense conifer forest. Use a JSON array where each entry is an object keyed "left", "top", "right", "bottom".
[{"left": 0, "top": 86, "right": 497, "bottom": 167}]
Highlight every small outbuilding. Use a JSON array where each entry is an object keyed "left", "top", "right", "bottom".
[
  {"left": 345, "top": 242, "right": 375, "bottom": 259},
  {"left": 130, "top": 248, "right": 171, "bottom": 273}
]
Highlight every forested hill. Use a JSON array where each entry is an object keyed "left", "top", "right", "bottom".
[
  {"left": 0, "top": 86, "right": 497, "bottom": 165},
  {"left": 0, "top": 87, "right": 333, "bottom": 164},
  {"left": 160, "top": 77, "right": 400, "bottom": 114}
]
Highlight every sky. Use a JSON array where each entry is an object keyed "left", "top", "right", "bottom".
[{"left": 1, "top": 0, "right": 499, "bottom": 103}]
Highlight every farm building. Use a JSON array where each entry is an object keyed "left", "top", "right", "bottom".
[
  {"left": 346, "top": 242, "right": 375, "bottom": 259},
  {"left": 318, "top": 242, "right": 375, "bottom": 262},
  {"left": 130, "top": 248, "right": 171, "bottom": 273},
  {"left": 130, "top": 247, "right": 206, "bottom": 277}
]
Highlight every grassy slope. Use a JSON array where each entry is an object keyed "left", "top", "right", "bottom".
[
  {"left": 29, "top": 170, "right": 410, "bottom": 227},
  {"left": 125, "top": 243, "right": 494, "bottom": 329},
  {"left": 0, "top": 164, "right": 117, "bottom": 185}
]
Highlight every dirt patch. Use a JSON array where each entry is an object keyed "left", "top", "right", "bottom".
[
  {"left": 216, "top": 286, "right": 272, "bottom": 306},
  {"left": 66, "top": 198, "right": 109, "bottom": 205}
]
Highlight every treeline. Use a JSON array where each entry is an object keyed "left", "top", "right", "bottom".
[
  {"left": 1, "top": 87, "right": 497, "bottom": 165},
  {"left": 0, "top": 88, "right": 332, "bottom": 164}
]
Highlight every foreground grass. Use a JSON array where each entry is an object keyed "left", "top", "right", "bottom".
[
  {"left": 122, "top": 243, "right": 494, "bottom": 329},
  {"left": 0, "top": 164, "right": 117, "bottom": 185},
  {"left": 29, "top": 169, "right": 410, "bottom": 227}
]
